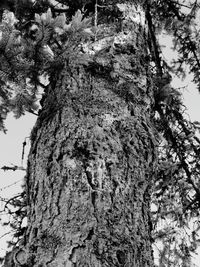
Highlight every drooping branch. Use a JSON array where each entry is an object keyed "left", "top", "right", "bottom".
[{"left": 157, "top": 105, "right": 200, "bottom": 199}]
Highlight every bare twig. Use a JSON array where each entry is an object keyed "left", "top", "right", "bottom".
[
  {"left": 0, "top": 179, "right": 22, "bottom": 192},
  {"left": 1, "top": 166, "right": 26, "bottom": 172}
]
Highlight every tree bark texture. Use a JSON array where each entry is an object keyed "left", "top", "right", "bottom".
[{"left": 14, "top": 11, "right": 158, "bottom": 267}]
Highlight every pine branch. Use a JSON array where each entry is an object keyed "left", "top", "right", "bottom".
[{"left": 157, "top": 106, "right": 200, "bottom": 198}]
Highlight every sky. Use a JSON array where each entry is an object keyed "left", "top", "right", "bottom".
[{"left": 0, "top": 113, "right": 36, "bottom": 259}]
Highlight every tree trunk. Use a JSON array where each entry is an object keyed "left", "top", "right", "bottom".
[{"left": 10, "top": 7, "right": 158, "bottom": 267}]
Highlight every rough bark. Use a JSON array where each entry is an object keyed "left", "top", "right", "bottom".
[{"left": 7, "top": 5, "right": 158, "bottom": 267}]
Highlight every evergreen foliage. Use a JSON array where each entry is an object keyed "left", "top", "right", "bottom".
[{"left": 0, "top": 0, "right": 200, "bottom": 266}]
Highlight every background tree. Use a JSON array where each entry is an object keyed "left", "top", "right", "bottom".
[{"left": 0, "top": 0, "right": 200, "bottom": 266}]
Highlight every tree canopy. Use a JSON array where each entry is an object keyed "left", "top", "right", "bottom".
[{"left": 1, "top": 0, "right": 200, "bottom": 266}]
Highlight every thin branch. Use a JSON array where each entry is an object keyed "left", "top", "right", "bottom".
[
  {"left": 21, "top": 137, "right": 30, "bottom": 165},
  {"left": 4, "top": 193, "right": 24, "bottom": 211},
  {"left": 145, "top": 2, "right": 163, "bottom": 76},
  {"left": 27, "top": 109, "right": 38, "bottom": 116},
  {"left": 0, "top": 179, "right": 22, "bottom": 192},
  {"left": 0, "top": 231, "right": 12, "bottom": 240},
  {"left": 1, "top": 165, "right": 26, "bottom": 171},
  {"left": 172, "top": 0, "right": 192, "bottom": 9},
  {"left": 38, "top": 81, "right": 48, "bottom": 89},
  {"left": 94, "top": 0, "right": 98, "bottom": 41}
]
